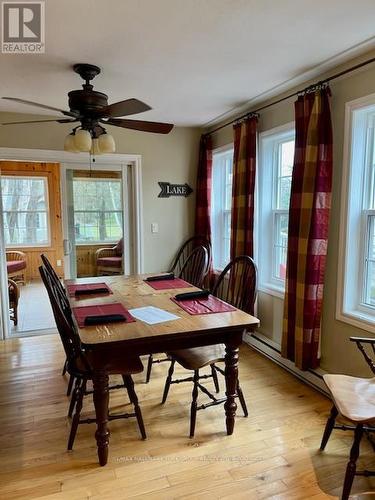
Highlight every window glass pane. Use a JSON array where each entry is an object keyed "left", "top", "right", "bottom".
[
  {"left": 365, "top": 215, "right": 375, "bottom": 306},
  {"left": 211, "top": 150, "right": 233, "bottom": 269},
  {"left": 280, "top": 140, "right": 294, "bottom": 176},
  {"left": 273, "top": 213, "right": 288, "bottom": 280},
  {"left": 1, "top": 176, "right": 49, "bottom": 246},
  {"left": 72, "top": 178, "right": 123, "bottom": 244}
]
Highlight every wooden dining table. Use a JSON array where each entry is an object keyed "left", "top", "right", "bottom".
[{"left": 65, "top": 274, "right": 259, "bottom": 466}]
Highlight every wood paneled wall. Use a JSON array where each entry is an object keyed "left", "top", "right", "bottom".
[
  {"left": 76, "top": 244, "right": 113, "bottom": 278},
  {"left": 0, "top": 161, "right": 64, "bottom": 280}
]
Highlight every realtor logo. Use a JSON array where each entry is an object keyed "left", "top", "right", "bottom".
[{"left": 2, "top": 1, "right": 45, "bottom": 53}]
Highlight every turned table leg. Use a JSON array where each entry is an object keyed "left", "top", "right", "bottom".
[
  {"left": 93, "top": 369, "right": 110, "bottom": 466},
  {"left": 224, "top": 342, "right": 239, "bottom": 435}
]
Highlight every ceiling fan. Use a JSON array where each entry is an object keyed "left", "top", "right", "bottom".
[{"left": 1, "top": 63, "right": 174, "bottom": 154}]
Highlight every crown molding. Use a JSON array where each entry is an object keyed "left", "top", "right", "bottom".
[{"left": 204, "top": 36, "right": 375, "bottom": 131}]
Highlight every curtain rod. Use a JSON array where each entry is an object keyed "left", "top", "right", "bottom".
[{"left": 204, "top": 56, "right": 375, "bottom": 137}]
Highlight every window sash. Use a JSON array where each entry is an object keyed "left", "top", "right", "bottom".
[{"left": 1, "top": 176, "right": 51, "bottom": 247}]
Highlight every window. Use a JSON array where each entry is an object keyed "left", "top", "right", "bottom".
[
  {"left": 73, "top": 177, "right": 123, "bottom": 244},
  {"left": 258, "top": 125, "right": 295, "bottom": 293},
  {"left": 211, "top": 147, "right": 233, "bottom": 269},
  {"left": 339, "top": 96, "right": 375, "bottom": 330},
  {"left": 1, "top": 176, "right": 50, "bottom": 247}
]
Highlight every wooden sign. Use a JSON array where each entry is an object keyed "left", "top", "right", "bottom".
[{"left": 158, "top": 182, "right": 193, "bottom": 198}]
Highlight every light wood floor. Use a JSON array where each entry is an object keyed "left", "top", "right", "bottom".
[{"left": 0, "top": 335, "right": 374, "bottom": 500}]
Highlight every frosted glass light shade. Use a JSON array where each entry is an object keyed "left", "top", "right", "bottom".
[
  {"left": 64, "top": 134, "right": 79, "bottom": 152},
  {"left": 98, "top": 132, "right": 116, "bottom": 153},
  {"left": 90, "top": 138, "right": 102, "bottom": 155},
  {"left": 74, "top": 129, "right": 92, "bottom": 152}
]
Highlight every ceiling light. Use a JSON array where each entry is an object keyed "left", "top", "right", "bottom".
[
  {"left": 90, "top": 138, "right": 102, "bottom": 155},
  {"left": 74, "top": 129, "right": 92, "bottom": 152},
  {"left": 64, "top": 133, "right": 79, "bottom": 153},
  {"left": 98, "top": 132, "right": 116, "bottom": 153}
]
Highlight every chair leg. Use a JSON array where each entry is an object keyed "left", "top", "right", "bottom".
[
  {"left": 190, "top": 370, "right": 199, "bottom": 438},
  {"left": 68, "top": 377, "right": 81, "bottom": 418},
  {"left": 342, "top": 423, "right": 364, "bottom": 500},
  {"left": 237, "top": 381, "right": 248, "bottom": 417},
  {"left": 67, "top": 373, "right": 75, "bottom": 396},
  {"left": 161, "top": 360, "right": 175, "bottom": 404},
  {"left": 67, "top": 378, "right": 86, "bottom": 451},
  {"left": 320, "top": 405, "right": 338, "bottom": 451},
  {"left": 211, "top": 364, "right": 220, "bottom": 393},
  {"left": 62, "top": 360, "right": 67, "bottom": 376},
  {"left": 145, "top": 354, "right": 153, "bottom": 383},
  {"left": 123, "top": 375, "right": 147, "bottom": 440}
]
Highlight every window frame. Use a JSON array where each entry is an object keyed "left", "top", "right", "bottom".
[
  {"left": 337, "top": 93, "right": 375, "bottom": 333},
  {"left": 72, "top": 176, "right": 123, "bottom": 246},
  {"left": 211, "top": 144, "right": 234, "bottom": 271},
  {"left": 258, "top": 122, "right": 295, "bottom": 298},
  {"left": 1, "top": 174, "right": 51, "bottom": 248}
]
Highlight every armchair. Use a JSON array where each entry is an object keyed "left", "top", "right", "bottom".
[
  {"left": 8, "top": 278, "right": 19, "bottom": 326},
  {"left": 6, "top": 251, "right": 27, "bottom": 284},
  {"left": 320, "top": 336, "right": 375, "bottom": 499},
  {"left": 96, "top": 238, "right": 123, "bottom": 276}
]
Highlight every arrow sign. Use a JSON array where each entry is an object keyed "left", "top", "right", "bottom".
[{"left": 158, "top": 182, "right": 193, "bottom": 198}]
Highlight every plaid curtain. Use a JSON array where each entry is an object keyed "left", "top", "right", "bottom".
[
  {"left": 282, "top": 86, "right": 333, "bottom": 370},
  {"left": 230, "top": 115, "right": 258, "bottom": 259},
  {"left": 194, "top": 135, "right": 213, "bottom": 240}
]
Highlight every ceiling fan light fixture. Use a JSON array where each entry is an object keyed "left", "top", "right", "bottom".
[
  {"left": 74, "top": 128, "right": 92, "bottom": 152},
  {"left": 64, "top": 133, "right": 79, "bottom": 153},
  {"left": 90, "top": 137, "right": 102, "bottom": 155},
  {"left": 98, "top": 132, "right": 116, "bottom": 153}
]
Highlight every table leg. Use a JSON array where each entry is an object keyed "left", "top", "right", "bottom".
[
  {"left": 92, "top": 369, "right": 110, "bottom": 466},
  {"left": 224, "top": 343, "right": 239, "bottom": 435}
]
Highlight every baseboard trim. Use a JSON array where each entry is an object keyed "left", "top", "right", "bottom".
[{"left": 243, "top": 331, "right": 330, "bottom": 397}]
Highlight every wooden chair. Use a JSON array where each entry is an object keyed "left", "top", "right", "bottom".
[
  {"left": 8, "top": 279, "right": 19, "bottom": 326},
  {"left": 39, "top": 265, "right": 146, "bottom": 450},
  {"left": 320, "top": 336, "right": 375, "bottom": 500},
  {"left": 161, "top": 255, "right": 257, "bottom": 437},
  {"left": 6, "top": 251, "right": 27, "bottom": 284},
  {"left": 169, "top": 235, "right": 211, "bottom": 278},
  {"left": 96, "top": 238, "right": 123, "bottom": 275},
  {"left": 145, "top": 245, "right": 209, "bottom": 384},
  {"left": 40, "top": 253, "right": 74, "bottom": 394}
]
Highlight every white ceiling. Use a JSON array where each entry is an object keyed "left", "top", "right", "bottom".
[{"left": 1, "top": 0, "right": 375, "bottom": 126}]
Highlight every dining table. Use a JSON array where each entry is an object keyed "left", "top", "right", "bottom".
[{"left": 65, "top": 274, "right": 259, "bottom": 466}]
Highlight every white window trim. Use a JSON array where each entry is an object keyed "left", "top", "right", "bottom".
[
  {"left": 258, "top": 122, "right": 294, "bottom": 298},
  {"left": 337, "top": 92, "right": 375, "bottom": 333},
  {"left": 2, "top": 175, "right": 51, "bottom": 248},
  {"left": 211, "top": 143, "right": 234, "bottom": 271}
]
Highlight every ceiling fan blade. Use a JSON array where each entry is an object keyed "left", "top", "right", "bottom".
[
  {"left": 2, "top": 97, "right": 78, "bottom": 118},
  {"left": 105, "top": 118, "right": 174, "bottom": 134},
  {"left": 1, "top": 118, "right": 77, "bottom": 125},
  {"left": 100, "top": 98, "right": 152, "bottom": 118}
]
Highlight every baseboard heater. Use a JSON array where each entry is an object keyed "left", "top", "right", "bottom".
[{"left": 244, "top": 331, "right": 330, "bottom": 397}]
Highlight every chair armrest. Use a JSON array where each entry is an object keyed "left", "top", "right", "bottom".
[
  {"left": 95, "top": 247, "right": 117, "bottom": 259},
  {"left": 350, "top": 336, "right": 375, "bottom": 344},
  {"left": 6, "top": 250, "right": 26, "bottom": 261}
]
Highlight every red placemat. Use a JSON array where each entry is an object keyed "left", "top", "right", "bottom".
[
  {"left": 171, "top": 295, "right": 236, "bottom": 315},
  {"left": 144, "top": 278, "right": 193, "bottom": 290},
  {"left": 67, "top": 282, "right": 112, "bottom": 297},
  {"left": 72, "top": 303, "right": 135, "bottom": 327}
]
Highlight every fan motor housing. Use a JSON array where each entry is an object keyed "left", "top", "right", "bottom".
[{"left": 68, "top": 89, "right": 108, "bottom": 115}]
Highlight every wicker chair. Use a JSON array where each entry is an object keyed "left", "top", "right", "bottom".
[
  {"left": 96, "top": 238, "right": 123, "bottom": 275},
  {"left": 6, "top": 251, "right": 27, "bottom": 284},
  {"left": 8, "top": 279, "right": 19, "bottom": 326}
]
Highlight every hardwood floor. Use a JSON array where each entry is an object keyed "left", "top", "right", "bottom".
[{"left": 0, "top": 335, "right": 374, "bottom": 499}]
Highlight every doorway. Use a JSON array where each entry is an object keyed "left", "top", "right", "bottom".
[{"left": 0, "top": 149, "right": 144, "bottom": 339}]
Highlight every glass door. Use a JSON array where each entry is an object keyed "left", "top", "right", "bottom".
[{"left": 64, "top": 168, "right": 125, "bottom": 279}]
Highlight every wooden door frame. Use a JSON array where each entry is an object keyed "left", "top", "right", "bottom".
[{"left": 0, "top": 148, "right": 144, "bottom": 339}]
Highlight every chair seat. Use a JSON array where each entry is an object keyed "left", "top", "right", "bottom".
[
  {"left": 324, "top": 374, "right": 375, "bottom": 423},
  {"left": 97, "top": 256, "right": 122, "bottom": 268},
  {"left": 7, "top": 260, "right": 26, "bottom": 273},
  {"left": 168, "top": 344, "right": 225, "bottom": 371}
]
